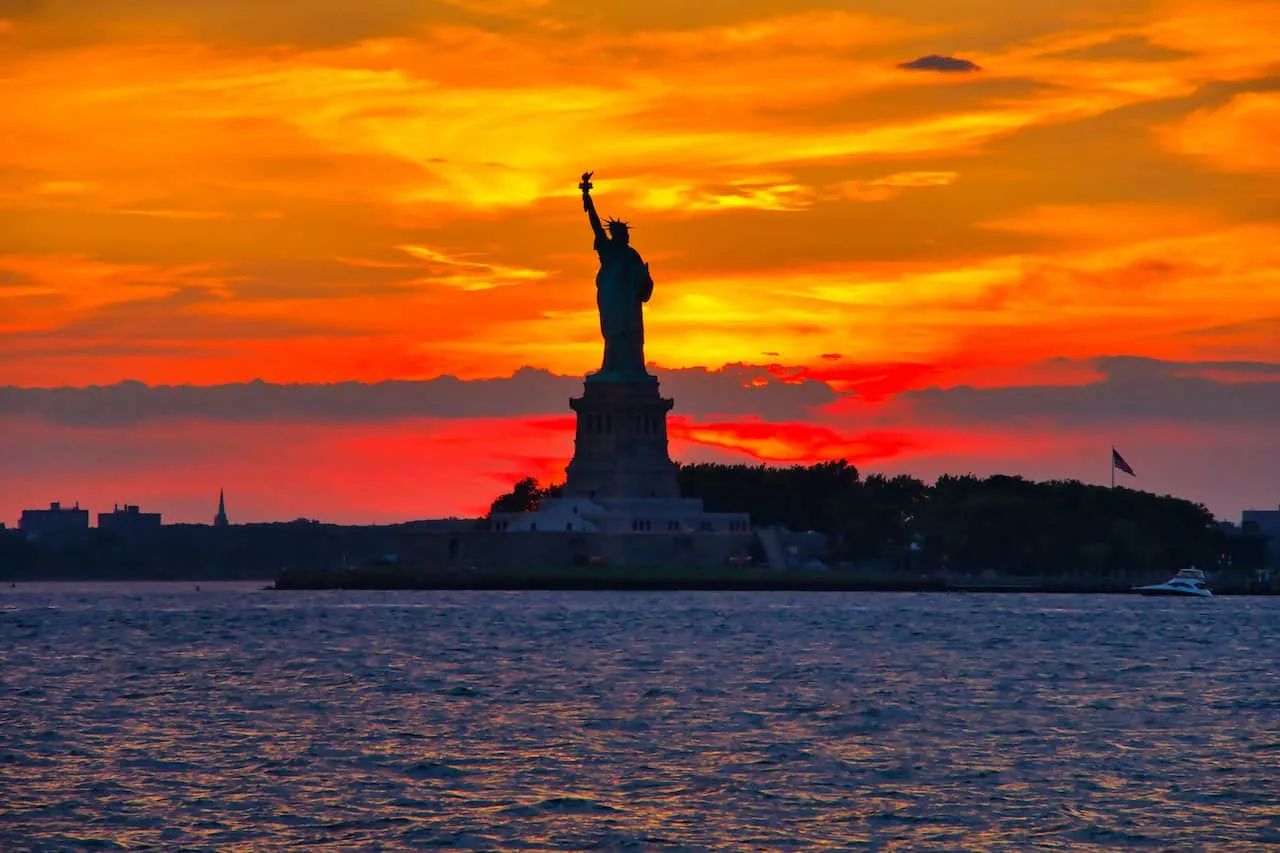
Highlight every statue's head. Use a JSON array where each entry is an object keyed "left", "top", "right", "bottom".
[{"left": 606, "top": 217, "right": 631, "bottom": 244}]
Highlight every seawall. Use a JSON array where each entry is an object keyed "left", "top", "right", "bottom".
[{"left": 273, "top": 566, "right": 1277, "bottom": 594}]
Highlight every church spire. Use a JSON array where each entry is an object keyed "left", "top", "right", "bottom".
[{"left": 214, "top": 488, "right": 229, "bottom": 527}]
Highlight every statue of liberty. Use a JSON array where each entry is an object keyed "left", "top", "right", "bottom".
[{"left": 579, "top": 171, "right": 655, "bottom": 383}]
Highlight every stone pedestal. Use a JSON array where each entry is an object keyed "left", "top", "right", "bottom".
[
  {"left": 563, "top": 380, "right": 680, "bottom": 501},
  {"left": 480, "top": 376, "right": 753, "bottom": 568}
]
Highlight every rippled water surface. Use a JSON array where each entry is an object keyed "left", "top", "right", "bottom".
[{"left": 3, "top": 584, "right": 1279, "bottom": 851}]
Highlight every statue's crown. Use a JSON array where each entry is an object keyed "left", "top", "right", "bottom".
[{"left": 605, "top": 217, "right": 631, "bottom": 230}]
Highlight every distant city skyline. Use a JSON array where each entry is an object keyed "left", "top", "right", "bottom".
[
  {"left": 9, "top": 480, "right": 1277, "bottom": 530},
  {"left": 1, "top": 1, "right": 1277, "bottom": 525}
]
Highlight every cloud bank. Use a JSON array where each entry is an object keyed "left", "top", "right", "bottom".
[
  {"left": 5, "top": 357, "right": 1278, "bottom": 431},
  {"left": 0, "top": 365, "right": 841, "bottom": 426},
  {"left": 905, "top": 357, "right": 1280, "bottom": 426}
]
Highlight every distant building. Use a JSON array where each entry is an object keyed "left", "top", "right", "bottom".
[
  {"left": 489, "top": 496, "right": 749, "bottom": 535},
  {"left": 1242, "top": 504, "right": 1280, "bottom": 541},
  {"left": 98, "top": 504, "right": 162, "bottom": 535},
  {"left": 19, "top": 501, "right": 90, "bottom": 539},
  {"left": 214, "top": 489, "right": 229, "bottom": 527},
  {"left": 1240, "top": 505, "right": 1280, "bottom": 572}
]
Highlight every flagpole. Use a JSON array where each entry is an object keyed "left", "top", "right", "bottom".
[{"left": 1110, "top": 446, "right": 1114, "bottom": 489}]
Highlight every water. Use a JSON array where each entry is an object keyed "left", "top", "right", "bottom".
[{"left": 2, "top": 584, "right": 1279, "bottom": 851}]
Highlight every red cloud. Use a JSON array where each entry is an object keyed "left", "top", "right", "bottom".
[{"left": 669, "top": 417, "right": 920, "bottom": 463}]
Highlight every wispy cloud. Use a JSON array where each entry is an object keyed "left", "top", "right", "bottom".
[
  {"left": 824, "top": 170, "right": 957, "bottom": 202},
  {"left": 1159, "top": 92, "right": 1280, "bottom": 174},
  {"left": 398, "top": 245, "right": 549, "bottom": 290}
]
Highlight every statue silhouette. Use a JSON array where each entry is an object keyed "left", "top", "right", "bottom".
[{"left": 580, "top": 171, "right": 655, "bottom": 383}]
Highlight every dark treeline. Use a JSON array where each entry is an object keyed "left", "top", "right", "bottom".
[
  {"left": 489, "top": 477, "right": 564, "bottom": 515},
  {"left": 490, "top": 460, "right": 1271, "bottom": 580}
]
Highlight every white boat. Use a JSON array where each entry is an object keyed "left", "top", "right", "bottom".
[{"left": 1133, "top": 566, "right": 1213, "bottom": 597}]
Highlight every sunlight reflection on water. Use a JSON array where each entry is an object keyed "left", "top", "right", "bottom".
[{"left": 2, "top": 585, "right": 1279, "bottom": 851}]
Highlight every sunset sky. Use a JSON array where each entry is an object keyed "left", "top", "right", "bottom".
[{"left": 2, "top": 0, "right": 1278, "bottom": 525}]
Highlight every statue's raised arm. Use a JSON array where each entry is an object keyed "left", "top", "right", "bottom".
[{"left": 580, "top": 171, "right": 606, "bottom": 243}]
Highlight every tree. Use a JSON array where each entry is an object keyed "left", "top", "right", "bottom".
[
  {"left": 677, "top": 459, "right": 861, "bottom": 531},
  {"left": 488, "top": 477, "right": 561, "bottom": 515}
]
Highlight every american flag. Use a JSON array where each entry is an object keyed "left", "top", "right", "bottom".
[{"left": 1112, "top": 448, "right": 1136, "bottom": 477}]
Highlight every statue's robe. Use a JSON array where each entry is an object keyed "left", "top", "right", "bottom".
[{"left": 593, "top": 234, "right": 653, "bottom": 380}]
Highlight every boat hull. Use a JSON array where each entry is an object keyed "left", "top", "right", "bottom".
[{"left": 1134, "top": 585, "right": 1212, "bottom": 598}]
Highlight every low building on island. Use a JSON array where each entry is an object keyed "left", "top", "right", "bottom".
[
  {"left": 19, "top": 501, "right": 89, "bottom": 541},
  {"left": 98, "top": 504, "right": 162, "bottom": 536}
]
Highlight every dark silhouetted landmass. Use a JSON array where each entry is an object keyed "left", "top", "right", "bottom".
[
  {"left": 0, "top": 520, "right": 451, "bottom": 582},
  {"left": 474, "top": 461, "right": 1276, "bottom": 590},
  {"left": 4, "top": 462, "right": 1274, "bottom": 591},
  {"left": 273, "top": 564, "right": 1272, "bottom": 594}
]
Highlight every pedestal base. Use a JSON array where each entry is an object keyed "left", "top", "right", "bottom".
[
  {"left": 585, "top": 368, "right": 657, "bottom": 385},
  {"left": 563, "top": 379, "right": 679, "bottom": 501}
]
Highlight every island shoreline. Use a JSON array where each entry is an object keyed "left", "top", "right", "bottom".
[{"left": 270, "top": 567, "right": 1276, "bottom": 595}]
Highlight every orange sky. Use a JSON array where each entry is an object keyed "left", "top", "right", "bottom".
[{"left": 1, "top": 0, "right": 1278, "bottom": 524}]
